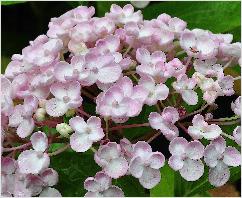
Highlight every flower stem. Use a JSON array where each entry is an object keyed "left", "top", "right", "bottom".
[
  {"left": 105, "top": 117, "right": 109, "bottom": 139},
  {"left": 234, "top": 76, "right": 241, "bottom": 81},
  {"left": 180, "top": 103, "right": 209, "bottom": 120},
  {"left": 221, "top": 132, "right": 235, "bottom": 140},
  {"left": 48, "top": 144, "right": 70, "bottom": 156},
  {"left": 77, "top": 109, "right": 91, "bottom": 117},
  {"left": 3, "top": 142, "right": 32, "bottom": 152},
  {"left": 147, "top": 131, "right": 161, "bottom": 143},
  {"left": 208, "top": 119, "right": 241, "bottom": 126},
  {"left": 109, "top": 123, "right": 149, "bottom": 131},
  {"left": 82, "top": 89, "right": 96, "bottom": 101}
]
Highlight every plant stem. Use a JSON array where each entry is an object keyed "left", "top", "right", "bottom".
[
  {"left": 109, "top": 123, "right": 149, "bottom": 131},
  {"left": 210, "top": 115, "right": 239, "bottom": 122},
  {"left": 234, "top": 76, "right": 241, "bottom": 81},
  {"left": 3, "top": 142, "right": 32, "bottom": 152},
  {"left": 208, "top": 119, "right": 241, "bottom": 126},
  {"left": 221, "top": 132, "right": 235, "bottom": 140},
  {"left": 147, "top": 131, "right": 161, "bottom": 143},
  {"left": 48, "top": 144, "right": 70, "bottom": 156},
  {"left": 77, "top": 109, "right": 91, "bottom": 117},
  {"left": 105, "top": 117, "right": 109, "bottom": 139},
  {"left": 180, "top": 103, "right": 209, "bottom": 120},
  {"left": 177, "top": 122, "right": 189, "bottom": 134},
  {"left": 123, "top": 45, "right": 132, "bottom": 57},
  {"left": 82, "top": 89, "right": 96, "bottom": 101}
]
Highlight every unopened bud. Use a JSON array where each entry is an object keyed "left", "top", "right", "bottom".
[
  {"left": 35, "top": 108, "right": 46, "bottom": 122},
  {"left": 205, "top": 113, "right": 213, "bottom": 121},
  {"left": 56, "top": 123, "right": 73, "bottom": 138},
  {"left": 39, "top": 99, "right": 46, "bottom": 108},
  {"left": 65, "top": 109, "right": 76, "bottom": 117}
]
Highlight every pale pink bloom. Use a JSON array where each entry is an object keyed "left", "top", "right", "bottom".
[
  {"left": 193, "top": 58, "right": 224, "bottom": 78},
  {"left": 17, "top": 132, "right": 50, "bottom": 174},
  {"left": 11, "top": 73, "right": 50, "bottom": 99},
  {"left": 22, "top": 35, "right": 63, "bottom": 68},
  {"left": 136, "top": 48, "right": 167, "bottom": 83},
  {"left": 54, "top": 57, "right": 89, "bottom": 83},
  {"left": 45, "top": 81, "right": 82, "bottom": 117},
  {"left": 8, "top": 96, "right": 38, "bottom": 138},
  {"left": 193, "top": 72, "right": 221, "bottom": 104},
  {"left": 1, "top": 75, "right": 14, "bottom": 116},
  {"left": 80, "top": 52, "right": 122, "bottom": 86},
  {"left": 96, "top": 76, "right": 148, "bottom": 119},
  {"left": 172, "top": 74, "right": 198, "bottom": 105},
  {"left": 84, "top": 171, "right": 124, "bottom": 197},
  {"left": 155, "top": 13, "right": 187, "bottom": 37},
  {"left": 168, "top": 137, "right": 204, "bottom": 181},
  {"left": 180, "top": 29, "right": 218, "bottom": 59},
  {"left": 69, "top": 116, "right": 104, "bottom": 152},
  {"left": 129, "top": 141, "right": 165, "bottom": 189},
  {"left": 217, "top": 75, "right": 235, "bottom": 96},
  {"left": 139, "top": 75, "right": 169, "bottom": 105},
  {"left": 164, "top": 58, "right": 186, "bottom": 78},
  {"left": 94, "top": 142, "right": 129, "bottom": 179},
  {"left": 231, "top": 96, "right": 241, "bottom": 116},
  {"left": 204, "top": 136, "right": 241, "bottom": 187},
  {"left": 69, "top": 21, "right": 97, "bottom": 43},
  {"left": 106, "top": 4, "right": 142, "bottom": 25},
  {"left": 219, "top": 42, "right": 241, "bottom": 62},
  {"left": 233, "top": 126, "right": 241, "bottom": 145},
  {"left": 188, "top": 114, "right": 222, "bottom": 140},
  {"left": 93, "top": 17, "right": 116, "bottom": 38},
  {"left": 149, "top": 107, "right": 179, "bottom": 141}
]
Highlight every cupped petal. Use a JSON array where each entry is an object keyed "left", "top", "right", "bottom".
[
  {"left": 45, "top": 98, "right": 68, "bottom": 117},
  {"left": 1, "top": 157, "right": 16, "bottom": 174},
  {"left": 70, "top": 132, "right": 92, "bottom": 152},
  {"left": 98, "top": 64, "right": 122, "bottom": 84},
  {"left": 204, "top": 144, "right": 220, "bottom": 168},
  {"left": 133, "top": 141, "right": 152, "bottom": 160},
  {"left": 181, "top": 90, "right": 198, "bottom": 105},
  {"left": 185, "top": 140, "right": 204, "bottom": 160},
  {"left": 179, "top": 158, "right": 204, "bottom": 181},
  {"left": 129, "top": 156, "right": 144, "bottom": 178},
  {"left": 136, "top": 48, "right": 150, "bottom": 64},
  {"left": 223, "top": 147, "right": 241, "bottom": 167},
  {"left": 17, "top": 118, "right": 35, "bottom": 138},
  {"left": 102, "top": 186, "right": 124, "bottom": 197},
  {"left": 40, "top": 168, "right": 59, "bottom": 186},
  {"left": 104, "top": 157, "right": 129, "bottom": 179},
  {"left": 148, "top": 112, "right": 163, "bottom": 130},
  {"left": 139, "top": 167, "right": 161, "bottom": 189},
  {"left": 149, "top": 152, "right": 165, "bottom": 169},
  {"left": 69, "top": 116, "right": 87, "bottom": 133},
  {"left": 169, "top": 137, "right": 188, "bottom": 156},
  {"left": 54, "top": 61, "right": 73, "bottom": 82},
  {"left": 208, "top": 161, "right": 230, "bottom": 187},
  {"left": 30, "top": 131, "right": 48, "bottom": 152},
  {"left": 18, "top": 150, "right": 50, "bottom": 174},
  {"left": 162, "top": 107, "right": 179, "bottom": 123},
  {"left": 203, "top": 124, "right": 222, "bottom": 140},
  {"left": 168, "top": 155, "right": 184, "bottom": 171}
]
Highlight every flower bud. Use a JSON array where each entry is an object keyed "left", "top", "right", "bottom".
[
  {"left": 56, "top": 123, "right": 73, "bottom": 138},
  {"left": 205, "top": 113, "right": 213, "bottom": 121},
  {"left": 35, "top": 108, "right": 46, "bottom": 122}
]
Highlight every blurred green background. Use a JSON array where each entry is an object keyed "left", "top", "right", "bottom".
[
  {"left": 1, "top": 1, "right": 241, "bottom": 197},
  {"left": 1, "top": 1, "right": 241, "bottom": 73}
]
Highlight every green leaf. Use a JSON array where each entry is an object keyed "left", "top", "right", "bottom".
[
  {"left": 1, "top": 1, "right": 26, "bottom": 5},
  {"left": 150, "top": 163, "right": 175, "bottom": 197}
]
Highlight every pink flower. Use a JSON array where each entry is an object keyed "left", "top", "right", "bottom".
[
  {"left": 139, "top": 75, "right": 169, "bottom": 106},
  {"left": 204, "top": 136, "right": 241, "bottom": 187},
  {"left": 136, "top": 48, "right": 167, "bottom": 82},
  {"left": 84, "top": 171, "right": 124, "bottom": 197},
  {"left": 8, "top": 96, "right": 38, "bottom": 138},
  {"left": 96, "top": 76, "right": 148, "bottom": 120},
  {"left": 45, "top": 81, "right": 82, "bottom": 117},
  {"left": 1, "top": 75, "right": 14, "bottom": 116},
  {"left": 129, "top": 141, "right": 165, "bottom": 189},
  {"left": 94, "top": 142, "right": 129, "bottom": 179},
  {"left": 231, "top": 96, "right": 241, "bottom": 116},
  {"left": 164, "top": 58, "right": 186, "bottom": 78},
  {"left": 168, "top": 137, "right": 204, "bottom": 181},
  {"left": 149, "top": 107, "right": 180, "bottom": 141},
  {"left": 155, "top": 13, "right": 187, "bottom": 37},
  {"left": 17, "top": 132, "right": 50, "bottom": 174},
  {"left": 172, "top": 74, "right": 198, "bottom": 105},
  {"left": 233, "top": 126, "right": 241, "bottom": 145},
  {"left": 106, "top": 4, "right": 142, "bottom": 25},
  {"left": 193, "top": 58, "right": 223, "bottom": 78},
  {"left": 188, "top": 114, "right": 222, "bottom": 140},
  {"left": 180, "top": 29, "right": 218, "bottom": 59},
  {"left": 217, "top": 75, "right": 235, "bottom": 96},
  {"left": 69, "top": 116, "right": 104, "bottom": 152}
]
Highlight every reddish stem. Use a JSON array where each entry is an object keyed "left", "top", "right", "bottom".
[
  {"left": 109, "top": 123, "right": 149, "bottom": 131},
  {"left": 77, "top": 109, "right": 91, "bottom": 117},
  {"left": 2, "top": 142, "right": 32, "bottom": 152}
]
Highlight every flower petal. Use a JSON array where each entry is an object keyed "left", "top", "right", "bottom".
[
  {"left": 223, "top": 147, "right": 241, "bottom": 167},
  {"left": 45, "top": 98, "right": 68, "bottom": 117},
  {"left": 30, "top": 131, "right": 48, "bottom": 152},
  {"left": 185, "top": 140, "right": 204, "bottom": 160},
  {"left": 39, "top": 187, "right": 62, "bottom": 197},
  {"left": 104, "top": 157, "right": 128, "bottom": 179},
  {"left": 102, "top": 186, "right": 124, "bottom": 197},
  {"left": 168, "top": 155, "right": 184, "bottom": 171},
  {"left": 179, "top": 158, "right": 204, "bottom": 181},
  {"left": 70, "top": 133, "right": 92, "bottom": 152},
  {"left": 169, "top": 137, "right": 188, "bottom": 156},
  {"left": 69, "top": 116, "right": 87, "bottom": 133},
  {"left": 40, "top": 168, "right": 59, "bottom": 186},
  {"left": 17, "top": 118, "right": 35, "bottom": 138},
  {"left": 149, "top": 152, "right": 165, "bottom": 169},
  {"left": 129, "top": 156, "right": 144, "bottom": 178},
  {"left": 139, "top": 167, "right": 161, "bottom": 189}
]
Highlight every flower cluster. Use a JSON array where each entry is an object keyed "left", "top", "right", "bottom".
[{"left": 1, "top": 3, "right": 241, "bottom": 197}]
